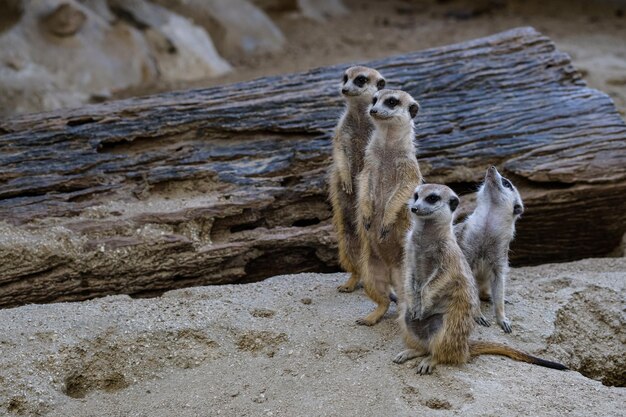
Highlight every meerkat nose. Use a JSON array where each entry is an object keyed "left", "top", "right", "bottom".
[
  {"left": 411, "top": 206, "right": 418, "bottom": 213},
  {"left": 370, "top": 108, "right": 378, "bottom": 115},
  {"left": 341, "top": 88, "right": 348, "bottom": 94}
]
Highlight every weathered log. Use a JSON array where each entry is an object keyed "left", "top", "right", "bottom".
[{"left": 1, "top": 27, "right": 625, "bottom": 308}]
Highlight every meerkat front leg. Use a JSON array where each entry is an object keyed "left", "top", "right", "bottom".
[
  {"left": 380, "top": 165, "right": 419, "bottom": 240},
  {"left": 380, "top": 182, "right": 417, "bottom": 239},
  {"left": 410, "top": 268, "right": 441, "bottom": 321},
  {"left": 491, "top": 263, "right": 511, "bottom": 333},
  {"left": 334, "top": 141, "right": 353, "bottom": 195},
  {"left": 357, "top": 166, "right": 373, "bottom": 230}
]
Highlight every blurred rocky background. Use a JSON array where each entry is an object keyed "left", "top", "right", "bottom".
[{"left": 1, "top": 0, "right": 625, "bottom": 118}]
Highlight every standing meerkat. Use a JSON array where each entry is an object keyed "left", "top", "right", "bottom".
[
  {"left": 455, "top": 166, "right": 524, "bottom": 333},
  {"left": 395, "top": 184, "right": 565, "bottom": 374},
  {"left": 330, "top": 66, "right": 387, "bottom": 293},
  {"left": 355, "top": 89, "right": 422, "bottom": 326}
]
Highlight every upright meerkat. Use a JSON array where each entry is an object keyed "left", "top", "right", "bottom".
[
  {"left": 355, "top": 89, "right": 422, "bottom": 326},
  {"left": 330, "top": 66, "right": 387, "bottom": 293},
  {"left": 455, "top": 166, "right": 524, "bottom": 333},
  {"left": 395, "top": 184, "right": 565, "bottom": 374}
]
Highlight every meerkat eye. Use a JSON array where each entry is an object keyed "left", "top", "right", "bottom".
[
  {"left": 372, "top": 97, "right": 378, "bottom": 105},
  {"left": 425, "top": 194, "right": 440, "bottom": 204},
  {"left": 502, "top": 178, "right": 513, "bottom": 190},
  {"left": 384, "top": 97, "right": 399, "bottom": 108},
  {"left": 343, "top": 74, "right": 348, "bottom": 84},
  {"left": 413, "top": 191, "right": 419, "bottom": 200},
  {"left": 354, "top": 75, "right": 368, "bottom": 87},
  {"left": 376, "top": 79, "right": 386, "bottom": 90}
]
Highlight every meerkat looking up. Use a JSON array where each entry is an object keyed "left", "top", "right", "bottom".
[
  {"left": 455, "top": 166, "right": 524, "bottom": 333},
  {"left": 330, "top": 66, "right": 387, "bottom": 293},
  {"left": 395, "top": 184, "right": 564, "bottom": 374},
  {"left": 355, "top": 89, "right": 422, "bottom": 326}
]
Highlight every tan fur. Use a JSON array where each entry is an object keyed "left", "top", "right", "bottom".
[
  {"left": 355, "top": 89, "right": 422, "bottom": 325},
  {"left": 396, "top": 184, "right": 567, "bottom": 374},
  {"left": 330, "top": 66, "right": 387, "bottom": 293}
]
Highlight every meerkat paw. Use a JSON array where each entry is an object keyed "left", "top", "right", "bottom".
[
  {"left": 355, "top": 316, "right": 378, "bottom": 326},
  {"left": 379, "top": 225, "right": 390, "bottom": 241},
  {"left": 393, "top": 349, "right": 420, "bottom": 364},
  {"left": 416, "top": 356, "right": 436, "bottom": 375},
  {"left": 342, "top": 180, "right": 353, "bottom": 195},
  {"left": 497, "top": 317, "right": 512, "bottom": 333},
  {"left": 337, "top": 283, "right": 357, "bottom": 293},
  {"left": 475, "top": 315, "right": 490, "bottom": 327},
  {"left": 410, "top": 309, "right": 423, "bottom": 321}
]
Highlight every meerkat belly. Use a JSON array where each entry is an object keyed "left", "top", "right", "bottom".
[{"left": 472, "top": 257, "right": 490, "bottom": 280}]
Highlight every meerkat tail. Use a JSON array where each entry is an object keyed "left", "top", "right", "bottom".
[{"left": 469, "top": 341, "right": 568, "bottom": 370}]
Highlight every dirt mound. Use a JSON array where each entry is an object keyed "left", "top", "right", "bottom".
[
  {"left": 0, "top": 258, "right": 624, "bottom": 416},
  {"left": 545, "top": 286, "right": 625, "bottom": 387}
]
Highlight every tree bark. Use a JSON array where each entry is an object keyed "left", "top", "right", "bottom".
[{"left": 1, "top": 27, "right": 625, "bottom": 307}]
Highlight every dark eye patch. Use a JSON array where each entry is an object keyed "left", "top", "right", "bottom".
[
  {"left": 372, "top": 97, "right": 378, "bottom": 105},
  {"left": 425, "top": 194, "right": 440, "bottom": 204},
  {"left": 449, "top": 196, "right": 459, "bottom": 212},
  {"left": 343, "top": 74, "right": 348, "bottom": 84},
  {"left": 354, "top": 75, "right": 368, "bottom": 87},
  {"left": 376, "top": 79, "right": 386, "bottom": 90},
  {"left": 413, "top": 191, "right": 419, "bottom": 200},
  {"left": 384, "top": 97, "right": 399, "bottom": 108},
  {"left": 502, "top": 178, "right": 513, "bottom": 190}
]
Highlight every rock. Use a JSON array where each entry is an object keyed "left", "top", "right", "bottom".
[
  {"left": 0, "top": 0, "right": 230, "bottom": 117},
  {"left": 253, "top": 0, "right": 348, "bottom": 22},
  {"left": 152, "top": 0, "right": 286, "bottom": 56},
  {"left": 109, "top": 0, "right": 232, "bottom": 81},
  {"left": 0, "top": 258, "right": 623, "bottom": 416}
]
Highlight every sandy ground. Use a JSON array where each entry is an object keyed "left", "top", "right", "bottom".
[
  {"left": 116, "top": 0, "right": 626, "bottom": 116},
  {"left": 0, "top": 257, "right": 624, "bottom": 416}
]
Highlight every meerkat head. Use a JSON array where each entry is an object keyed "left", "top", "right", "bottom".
[
  {"left": 478, "top": 166, "right": 524, "bottom": 218},
  {"left": 409, "top": 184, "right": 460, "bottom": 224},
  {"left": 340, "top": 66, "right": 386, "bottom": 101},
  {"left": 369, "top": 89, "right": 420, "bottom": 125}
]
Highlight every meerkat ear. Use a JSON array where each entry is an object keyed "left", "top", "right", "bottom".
[
  {"left": 376, "top": 79, "right": 386, "bottom": 90},
  {"left": 449, "top": 196, "right": 460, "bottom": 212},
  {"left": 409, "top": 102, "right": 420, "bottom": 119}
]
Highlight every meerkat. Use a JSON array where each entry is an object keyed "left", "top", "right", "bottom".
[
  {"left": 330, "top": 66, "right": 387, "bottom": 293},
  {"left": 355, "top": 89, "right": 422, "bottom": 326},
  {"left": 454, "top": 166, "right": 524, "bottom": 333},
  {"left": 394, "top": 184, "right": 565, "bottom": 374}
]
